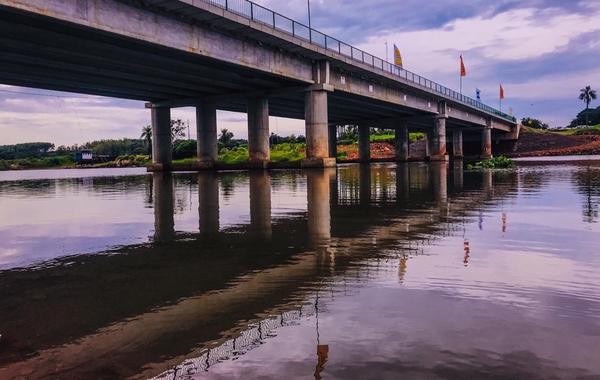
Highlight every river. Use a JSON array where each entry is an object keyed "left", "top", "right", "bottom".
[{"left": 0, "top": 159, "right": 599, "bottom": 379}]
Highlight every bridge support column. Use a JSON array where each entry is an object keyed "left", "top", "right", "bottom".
[
  {"left": 452, "top": 129, "right": 464, "bottom": 159},
  {"left": 358, "top": 125, "right": 371, "bottom": 163},
  {"left": 481, "top": 121, "right": 493, "bottom": 160},
  {"left": 424, "top": 132, "right": 431, "bottom": 159},
  {"left": 303, "top": 89, "right": 336, "bottom": 168},
  {"left": 196, "top": 102, "right": 218, "bottom": 168},
  {"left": 198, "top": 173, "right": 220, "bottom": 236},
  {"left": 248, "top": 97, "right": 270, "bottom": 168},
  {"left": 328, "top": 125, "right": 338, "bottom": 158},
  {"left": 395, "top": 123, "right": 409, "bottom": 161},
  {"left": 249, "top": 171, "right": 272, "bottom": 240},
  {"left": 430, "top": 117, "right": 448, "bottom": 161},
  {"left": 151, "top": 107, "right": 172, "bottom": 171}
]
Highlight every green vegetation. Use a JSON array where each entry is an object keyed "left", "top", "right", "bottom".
[
  {"left": 521, "top": 117, "right": 549, "bottom": 130},
  {"left": 556, "top": 124, "right": 600, "bottom": 136},
  {"left": 0, "top": 155, "right": 75, "bottom": 170},
  {"left": 93, "top": 155, "right": 150, "bottom": 168},
  {"left": 269, "top": 143, "right": 306, "bottom": 162},
  {"left": 467, "top": 156, "right": 516, "bottom": 170},
  {"left": 217, "top": 143, "right": 306, "bottom": 164}
]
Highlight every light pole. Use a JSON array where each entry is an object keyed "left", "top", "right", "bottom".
[{"left": 307, "top": 0, "right": 312, "bottom": 29}]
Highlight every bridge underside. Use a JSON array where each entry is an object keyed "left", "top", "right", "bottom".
[{"left": 0, "top": 5, "right": 479, "bottom": 130}]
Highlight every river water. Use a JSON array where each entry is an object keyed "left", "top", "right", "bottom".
[{"left": 0, "top": 160, "right": 599, "bottom": 379}]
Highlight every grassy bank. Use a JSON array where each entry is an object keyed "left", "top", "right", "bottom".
[
  {"left": 555, "top": 124, "right": 600, "bottom": 136},
  {"left": 0, "top": 155, "right": 75, "bottom": 171},
  {"left": 218, "top": 143, "right": 306, "bottom": 164}
]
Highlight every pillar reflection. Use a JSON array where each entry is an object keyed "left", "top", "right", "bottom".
[
  {"left": 359, "top": 164, "right": 371, "bottom": 205},
  {"left": 396, "top": 163, "right": 410, "bottom": 201},
  {"left": 249, "top": 171, "right": 272, "bottom": 240},
  {"left": 431, "top": 162, "right": 448, "bottom": 205},
  {"left": 198, "top": 172, "right": 220, "bottom": 237},
  {"left": 153, "top": 172, "right": 175, "bottom": 242},
  {"left": 307, "top": 168, "right": 336, "bottom": 250},
  {"left": 452, "top": 160, "right": 464, "bottom": 190}
]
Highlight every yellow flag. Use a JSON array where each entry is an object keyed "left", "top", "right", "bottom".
[{"left": 394, "top": 44, "right": 403, "bottom": 67}]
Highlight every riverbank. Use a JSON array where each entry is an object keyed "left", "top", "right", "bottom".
[{"left": 502, "top": 126, "right": 600, "bottom": 157}]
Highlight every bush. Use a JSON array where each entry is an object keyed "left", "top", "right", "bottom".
[
  {"left": 270, "top": 143, "right": 305, "bottom": 162},
  {"left": 173, "top": 140, "right": 197, "bottom": 160},
  {"left": 467, "top": 156, "right": 515, "bottom": 170},
  {"left": 219, "top": 146, "right": 249, "bottom": 164}
]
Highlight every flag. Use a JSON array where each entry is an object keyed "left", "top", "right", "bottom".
[
  {"left": 500, "top": 84, "right": 505, "bottom": 99},
  {"left": 394, "top": 44, "right": 403, "bottom": 67},
  {"left": 460, "top": 54, "right": 467, "bottom": 77},
  {"left": 476, "top": 88, "right": 481, "bottom": 102}
]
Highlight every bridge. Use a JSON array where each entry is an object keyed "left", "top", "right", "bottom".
[{"left": 0, "top": 0, "right": 519, "bottom": 170}]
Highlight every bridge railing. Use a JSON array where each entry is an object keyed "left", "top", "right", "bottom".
[{"left": 203, "top": 0, "right": 516, "bottom": 123}]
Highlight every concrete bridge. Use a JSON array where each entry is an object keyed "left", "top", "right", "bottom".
[{"left": 0, "top": 0, "right": 519, "bottom": 169}]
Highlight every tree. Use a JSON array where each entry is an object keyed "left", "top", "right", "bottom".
[
  {"left": 579, "top": 86, "right": 597, "bottom": 126},
  {"left": 170, "top": 119, "right": 187, "bottom": 141},
  {"left": 521, "top": 117, "right": 549, "bottom": 130},
  {"left": 218, "top": 128, "right": 234, "bottom": 148},
  {"left": 141, "top": 125, "right": 152, "bottom": 154}
]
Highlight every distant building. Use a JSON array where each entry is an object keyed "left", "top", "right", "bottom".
[{"left": 75, "top": 150, "right": 114, "bottom": 164}]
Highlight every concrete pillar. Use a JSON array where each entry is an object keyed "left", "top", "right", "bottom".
[
  {"left": 247, "top": 97, "right": 270, "bottom": 167},
  {"left": 249, "top": 171, "right": 272, "bottom": 240},
  {"left": 424, "top": 131, "right": 431, "bottom": 159},
  {"left": 303, "top": 90, "right": 336, "bottom": 168},
  {"left": 452, "top": 129, "right": 464, "bottom": 159},
  {"left": 481, "top": 122, "right": 493, "bottom": 160},
  {"left": 153, "top": 172, "right": 174, "bottom": 242},
  {"left": 151, "top": 107, "right": 172, "bottom": 171},
  {"left": 430, "top": 117, "right": 448, "bottom": 161},
  {"left": 328, "top": 125, "right": 338, "bottom": 158},
  {"left": 358, "top": 125, "right": 370, "bottom": 163},
  {"left": 395, "top": 124, "right": 409, "bottom": 161},
  {"left": 196, "top": 102, "right": 218, "bottom": 167},
  {"left": 198, "top": 172, "right": 219, "bottom": 236},
  {"left": 307, "top": 169, "right": 335, "bottom": 249}
]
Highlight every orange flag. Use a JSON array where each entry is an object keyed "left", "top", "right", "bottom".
[
  {"left": 460, "top": 55, "right": 467, "bottom": 77},
  {"left": 500, "top": 84, "right": 505, "bottom": 99}
]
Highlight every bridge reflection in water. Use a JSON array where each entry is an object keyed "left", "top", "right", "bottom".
[{"left": 0, "top": 163, "right": 516, "bottom": 380}]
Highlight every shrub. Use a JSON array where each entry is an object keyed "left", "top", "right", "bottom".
[
  {"left": 173, "top": 140, "right": 197, "bottom": 159},
  {"left": 467, "top": 156, "right": 515, "bottom": 170}
]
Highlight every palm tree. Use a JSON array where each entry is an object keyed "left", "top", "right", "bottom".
[
  {"left": 579, "top": 86, "right": 597, "bottom": 126},
  {"left": 141, "top": 125, "right": 152, "bottom": 155}
]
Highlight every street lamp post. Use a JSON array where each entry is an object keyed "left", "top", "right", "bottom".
[{"left": 307, "top": 0, "right": 312, "bottom": 29}]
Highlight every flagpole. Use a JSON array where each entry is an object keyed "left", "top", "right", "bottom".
[
  {"left": 385, "top": 41, "right": 388, "bottom": 63},
  {"left": 460, "top": 76, "right": 462, "bottom": 95}
]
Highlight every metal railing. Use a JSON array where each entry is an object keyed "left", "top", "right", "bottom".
[{"left": 203, "top": 0, "right": 516, "bottom": 123}]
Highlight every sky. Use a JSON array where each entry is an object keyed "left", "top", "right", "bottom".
[{"left": 1, "top": 0, "right": 600, "bottom": 146}]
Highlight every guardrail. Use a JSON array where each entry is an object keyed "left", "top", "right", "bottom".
[{"left": 203, "top": 0, "right": 516, "bottom": 123}]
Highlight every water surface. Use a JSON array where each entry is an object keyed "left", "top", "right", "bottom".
[{"left": 0, "top": 162, "right": 599, "bottom": 379}]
